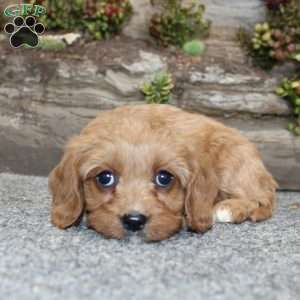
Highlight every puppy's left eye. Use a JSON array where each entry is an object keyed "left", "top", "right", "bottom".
[
  {"left": 96, "top": 171, "right": 117, "bottom": 188},
  {"left": 154, "top": 170, "right": 174, "bottom": 188}
]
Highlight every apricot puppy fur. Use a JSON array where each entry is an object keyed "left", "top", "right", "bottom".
[{"left": 49, "top": 104, "right": 277, "bottom": 241}]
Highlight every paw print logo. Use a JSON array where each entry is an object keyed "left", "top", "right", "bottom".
[{"left": 4, "top": 16, "right": 45, "bottom": 48}]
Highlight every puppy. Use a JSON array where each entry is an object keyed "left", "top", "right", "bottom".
[{"left": 49, "top": 104, "right": 277, "bottom": 241}]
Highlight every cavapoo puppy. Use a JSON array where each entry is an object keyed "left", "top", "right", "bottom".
[{"left": 49, "top": 104, "right": 277, "bottom": 241}]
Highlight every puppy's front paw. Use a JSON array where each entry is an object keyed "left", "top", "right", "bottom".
[
  {"left": 213, "top": 202, "right": 249, "bottom": 224},
  {"left": 213, "top": 206, "right": 233, "bottom": 223}
]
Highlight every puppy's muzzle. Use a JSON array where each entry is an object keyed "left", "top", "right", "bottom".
[{"left": 121, "top": 212, "right": 147, "bottom": 232}]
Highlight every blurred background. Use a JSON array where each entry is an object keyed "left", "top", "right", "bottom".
[{"left": 0, "top": 0, "right": 299, "bottom": 190}]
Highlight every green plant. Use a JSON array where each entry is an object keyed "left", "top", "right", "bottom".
[
  {"left": 183, "top": 40, "right": 205, "bottom": 56},
  {"left": 266, "top": 0, "right": 299, "bottom": 28},
  {"left": 141, "top": 72, "right": 174, "bottom": 104},
  {"left": 276, "top": 78, "right": 300, "bottom": 135},
  {"left": 251, "top": 23, "right": 274, "bottom": 66},
  {"left": 23, "top": 36, "right": 66, "bottom": 50},
  {"left": 149, "top": 0, "right": 210, "bottom": 47},
  {"left": 240, "top": 0, "right": 300, "bottom": 69},
  {"left": 30, "top": 0, "right": 132, "bottom": 40},
  {"left": 38, "top": 37, "right": 66, "bottom": 50},
  {"left": 241, "top": 0, "right": 300, "bottom": 134}
]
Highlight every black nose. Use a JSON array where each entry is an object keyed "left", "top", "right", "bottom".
[{"left": 121, "top": 213, "right": 147, "bottom": 232}]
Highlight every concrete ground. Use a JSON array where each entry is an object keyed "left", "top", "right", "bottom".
[{"left": 0, "top": 173, "right": 299, "bottom": 300}]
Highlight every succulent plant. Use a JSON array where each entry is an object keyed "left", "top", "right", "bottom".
[
  {"left": 276, "top": 78, "right": 300, "bottom": 135},
  {"left": 242, "top": 0, "right": 300, "bottom": 69},
  {"left": 241, "top": 0, "right": 300, "bottom": 134},
  {"left": 251, "top": 22, "right": 271, "bottom": 50},
  {"left": 37, "top": 37, "right": 66, "bottom": 50},
  {"left": 141, "top": 72, "right": 174, "bottom": 104},
  {"left": 183, "top": 40, "right": 206, "bottom": 56},
  {"left": 246, "top": 22, "right": 276, "bottom": 69},
  {"left": 149, "top": 0, "right": 210, "bottom": 47}
]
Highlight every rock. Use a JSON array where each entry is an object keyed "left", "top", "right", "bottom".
[
  {"left": 105, "top": 70, "right": 142, "bottom": 97},
  {"left": 179, "top": 89, "right": 290, "bottom": 116},
  {"left": 178, "top": 65, "right": 291, "bottom": 116},
  {"left": 40, "top": 33, "right": 81, "bottom": 46},
  {"left": 201, "top": 0, "right": 265, "bottom": 29},
  {"left": 190, "top": 66, "right": 261, "bottom": 85},
  {"left": 123, "top": 0, "right": 153, "bottom": 40},
  {"left": 39, "top": 33, "right": 81, "bottom": 50},
  {"left": 61, "top": 33, "right": 81, "bottom": 45},
  {"left": 122, "top": 51, "right": 167, "bottom": 75}
]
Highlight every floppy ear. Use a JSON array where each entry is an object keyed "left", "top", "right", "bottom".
[
  {"left": 49, "top": 149, "right": 84, "bottom": 229},
  {"left": 185, "top": 168, "right": 218, "bottom": 233}
]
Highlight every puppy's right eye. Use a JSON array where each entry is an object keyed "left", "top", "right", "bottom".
[
  {"left": 96, "top": 171, "right": 117, "bottom": 188},
  {"left": 154, "top": 170, "right": 174, "bottom": 188}
]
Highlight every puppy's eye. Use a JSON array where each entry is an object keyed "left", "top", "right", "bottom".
[
  {"left": 96, "top": 171, "right": 117, "bottom": 188},
  {"left": 155, "top": 170, "right": 174, "bottom": 188}
]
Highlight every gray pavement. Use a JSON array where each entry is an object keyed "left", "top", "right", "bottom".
[{"left": 0, "top": 173, "right": 299, "bottom": 300}]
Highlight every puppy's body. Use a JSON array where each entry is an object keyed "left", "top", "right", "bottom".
[{"left": 49, "top": 104, "right": 277, "bottom": 241}]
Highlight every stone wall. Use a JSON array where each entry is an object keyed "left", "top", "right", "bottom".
[{"left": 0, "top": 1, "right": 299, "bottom": 190}]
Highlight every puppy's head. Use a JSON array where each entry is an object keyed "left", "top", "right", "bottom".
[{"left": 49, "top": 121, "right": 192, "bottom": 241}]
